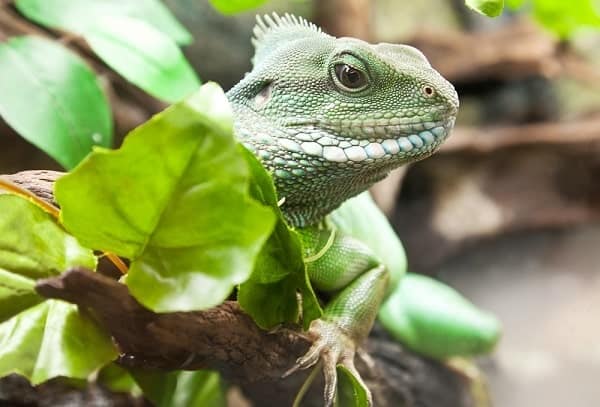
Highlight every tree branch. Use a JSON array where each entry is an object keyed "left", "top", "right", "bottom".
[
  {"left": 0, "top": 170, "right": 475, "bottom": 406},
  {"left": 36, "top": 268, "right": 310, "bottom": 382}
]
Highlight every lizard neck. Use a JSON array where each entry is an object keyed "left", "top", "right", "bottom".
[{"left": 229, "top": 102, "right": 390, "bottom": 227}]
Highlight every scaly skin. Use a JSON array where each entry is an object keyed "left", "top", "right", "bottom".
[
  {"left": 226, "top": 13, "right": 459, "bottom": 406},
  {"left": 228, "top": 14, "right": 458, "bottom": 227}
]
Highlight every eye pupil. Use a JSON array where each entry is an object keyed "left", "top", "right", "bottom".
[
  {"left": 335, "top": 64, "right": 367, "bottom": 90},
  {"left": 345, "top": 68, "right": 360, "bottom": 83}
]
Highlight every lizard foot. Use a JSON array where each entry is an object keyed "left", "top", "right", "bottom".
[{"left": 283, "top": 319, "right": 372, "bottom": 407}]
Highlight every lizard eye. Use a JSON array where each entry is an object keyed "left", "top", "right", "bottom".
[
  {"left": 422, "top": 85, "right": 435, "bottom": 97},
  {"left": 334, "top": 64, "right": 368, "bottom": 91}
]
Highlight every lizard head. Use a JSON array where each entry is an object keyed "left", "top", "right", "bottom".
[{"left": 228, "top": 13, "right": 459, "bottom": 226}]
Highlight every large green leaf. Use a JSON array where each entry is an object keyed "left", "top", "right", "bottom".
[
  {"left": 133, "top": 370, "right": 226, "bottom": 407},
  {"left": 0, "top": 194, "right": 96, "bottom": 281},
  {"left": 55, "top": 83, "right": 276, "bottom": 312},
  {"left": 208, "top": 0, "right": 268, "bottom": 14},
  {"left": 15, "top": 0, "right": 192, "bottom": 45},
  {"left": 0, "top": 300, "right": 117, "bottom": 384},
  {"left": 379, "top": 273, "right": 501, "bottom": 359},
  {"left": 238, "top": 148, "right": 321, "bottom": 330},
  {"left": 82, "top": 16, "right": 200, "bottom": 103},
  {"left": 15, "top": 1, "right": 198, "bottom": 102},
  {"left": 489, "top": 0, "right": 600, "bottom": 37},
  {"left": 0, "top": 194, "right": 110, "bottom": 383},
  {"left": 530, "top": 0, "right": 600, "bottom": 38},
  {"left": 0, "top": 36, "right": 112, "bottom": 169},
  {"left": 465, "top": 0, "right": 504, "bottom": 17},
  {"left": 0, "top": 268, "right": 41, "bottom": 324},
  {"left": 504, "top": 0, "right": 524, "bottom": 7}
]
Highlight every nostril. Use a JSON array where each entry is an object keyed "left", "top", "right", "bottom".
[{"left": 254, "top": 81, "right": 273, "bottom": 109}]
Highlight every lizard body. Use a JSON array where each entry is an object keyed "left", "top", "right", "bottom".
[{"left": 226, "top": 13, "right": 499, "bottom": 406}]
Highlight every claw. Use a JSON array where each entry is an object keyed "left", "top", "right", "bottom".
[
  {"left": 285, "top": 319, "right": 373, "bottom": 406},
  {"left": 283, "top": 342, "right": 323, "bottom": 378},
  {"left": 323, "top": 358, "right": 338, "bottom": 407}
]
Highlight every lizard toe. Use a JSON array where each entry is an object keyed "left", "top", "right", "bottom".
[{"left": 286, "top": 318, "right": 373, "bottom": 406}]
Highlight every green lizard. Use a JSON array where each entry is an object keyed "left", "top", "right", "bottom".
[{"left": 227, "top": 13, "right": 500, "bottom": 405}]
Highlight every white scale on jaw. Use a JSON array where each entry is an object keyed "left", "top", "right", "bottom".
[{"left": 291, "top": 125, "right": 449, "bottom": 162}]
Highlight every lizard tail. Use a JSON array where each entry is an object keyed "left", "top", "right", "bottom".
[{"left": 378, "top": 272, "right": 501, "bottom": 359}]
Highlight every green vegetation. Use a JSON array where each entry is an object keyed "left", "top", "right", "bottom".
[
  {"left": 1, "top": 0, "right": 199, "bottom": 168},
  {"left": 466, "top": 0, "right": 600, "bottom": 38},
  {"left": 0, "top": 83, "right": 321, "bottom": 405},
  {"left": 0, "top": 37, "right": 112, "bottom": 169},
  {"left": 466, "top": 0, "right": 505, "bottom": 17},
  {"left": 0, "top": 0, "right": 598, "bottom": 405},
  {"left": 55, "top": 84, "right": 278, "bottom": 313},
  {"left": 507, "top": 0, "right": 600, "bottom": 38}
]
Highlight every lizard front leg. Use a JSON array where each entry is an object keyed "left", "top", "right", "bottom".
[{"left": 288, "top": 224, "right": 390, "bottom": 406}]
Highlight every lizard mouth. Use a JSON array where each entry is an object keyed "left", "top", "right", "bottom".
[{"left": 288, "top": 116, "right": 455, "bottom": 163}]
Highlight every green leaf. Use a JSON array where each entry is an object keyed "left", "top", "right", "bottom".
[
  {"left": 504, "top": 0, "right": 600, "bottom": 38},
  {"left": 81, "top": 16, "right": 200, "bottom": 103},
  {"left": 0, "top": 36, "right": 112, "bottom": 169},
  {"left": 97, "top": 363, "right": 141, "bottom": 395},
  {"left": 532, "top": 0, "right": 600, "bottom": 38},
  {"left": 15, "top": 1, "right": 198, "bottom": 101},
  {"left": 15, "top": 0, "right": 192, "bottom": 45},
  {"left": 208, "top": 0, "right": 268, "bottom": 14},
  {"left": 379, "top": 273, "right": 501, "bottom": 359},
  {"left": 504, "top": 0, "right": 525, "bottom": 8},
  {"left": 55, "top": 83, "right": 276, "bottom": 312},
  {"left": 238, "top": 148, "right": 321, "bottom": 329},
  {"left": 0, "top": 194, "right": 97, "bottom": 281},
  {"left": 0, "top": 300, "right": 117, "bottom": 384},
  {"left": 336, "top": 365, "right": 370, "bottom": 407},
  {"left": 133, "top": 370, "right": 226, "bottom": 407},
  {"left": 238, "top": 276, "right": 299, "bottom": 329},
  {"left": 0, "top": 268, "right": 42, "bottom": 324},
  {"left": 0, "top": 194, "right": 110, "bottom": 383},
  {"left": 465, "top": 0, "right": 504, "bottom": 17}
]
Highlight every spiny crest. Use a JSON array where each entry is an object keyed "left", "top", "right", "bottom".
[
  {"left": 252, "top": 13, "right": 321, "bottom": 47},
  {"left": 251, "top": 13, "right": 327, "bottom": 66}
]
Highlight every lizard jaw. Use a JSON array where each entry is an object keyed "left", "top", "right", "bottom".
[{"left": 289, "top": 117, "right": 455, "bottom": 164}]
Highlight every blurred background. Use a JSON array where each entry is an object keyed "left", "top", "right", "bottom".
[{"left": 1, "top": 1, "right": 599, "bottom": 406}]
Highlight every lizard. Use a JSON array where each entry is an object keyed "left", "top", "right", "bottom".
[{"left": 226, "top": 13, "right": 500, "bottom": 406}]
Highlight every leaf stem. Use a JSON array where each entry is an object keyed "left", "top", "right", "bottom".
[
  {"left": 0, "top": 176, "right": 60, "bottom": 217},
  {"left": 104, "top": 252, "right": 129, "bottom": 274},
  {"left": 0, "top": 176, "right": 129, "bottom": 274},
  {"left": 292, "top": 361, "right": 322, "bottom": 407}
]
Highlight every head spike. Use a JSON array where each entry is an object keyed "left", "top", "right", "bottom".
[{"left": 251, "top": 13, "right": 328, "bottom": 66}]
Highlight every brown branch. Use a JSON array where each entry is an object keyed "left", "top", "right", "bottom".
[
  {"left": 34, "top": 268, "right": 472, "bottom": 407},
  {"left": 406, "top": 19, "right": 561, "bottom": 83},
  {"left": 2, "top": 170, "right": 62, "bottom": 204},
  {"left": 36, "top": 268, "right": 309, "bottom": 382},
  {"left": 442, "top": 114, "right": 600, "bottom": 153},
  {"left": 396, "top": 121, "right": 600, "bottom": 271},
  {"left": 2, "top": 169, "right": 475, "bottom": 407}
]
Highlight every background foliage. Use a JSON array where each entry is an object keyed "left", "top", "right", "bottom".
[{"left": 1, "top": 0, "right": 600, "bottom": 406}]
